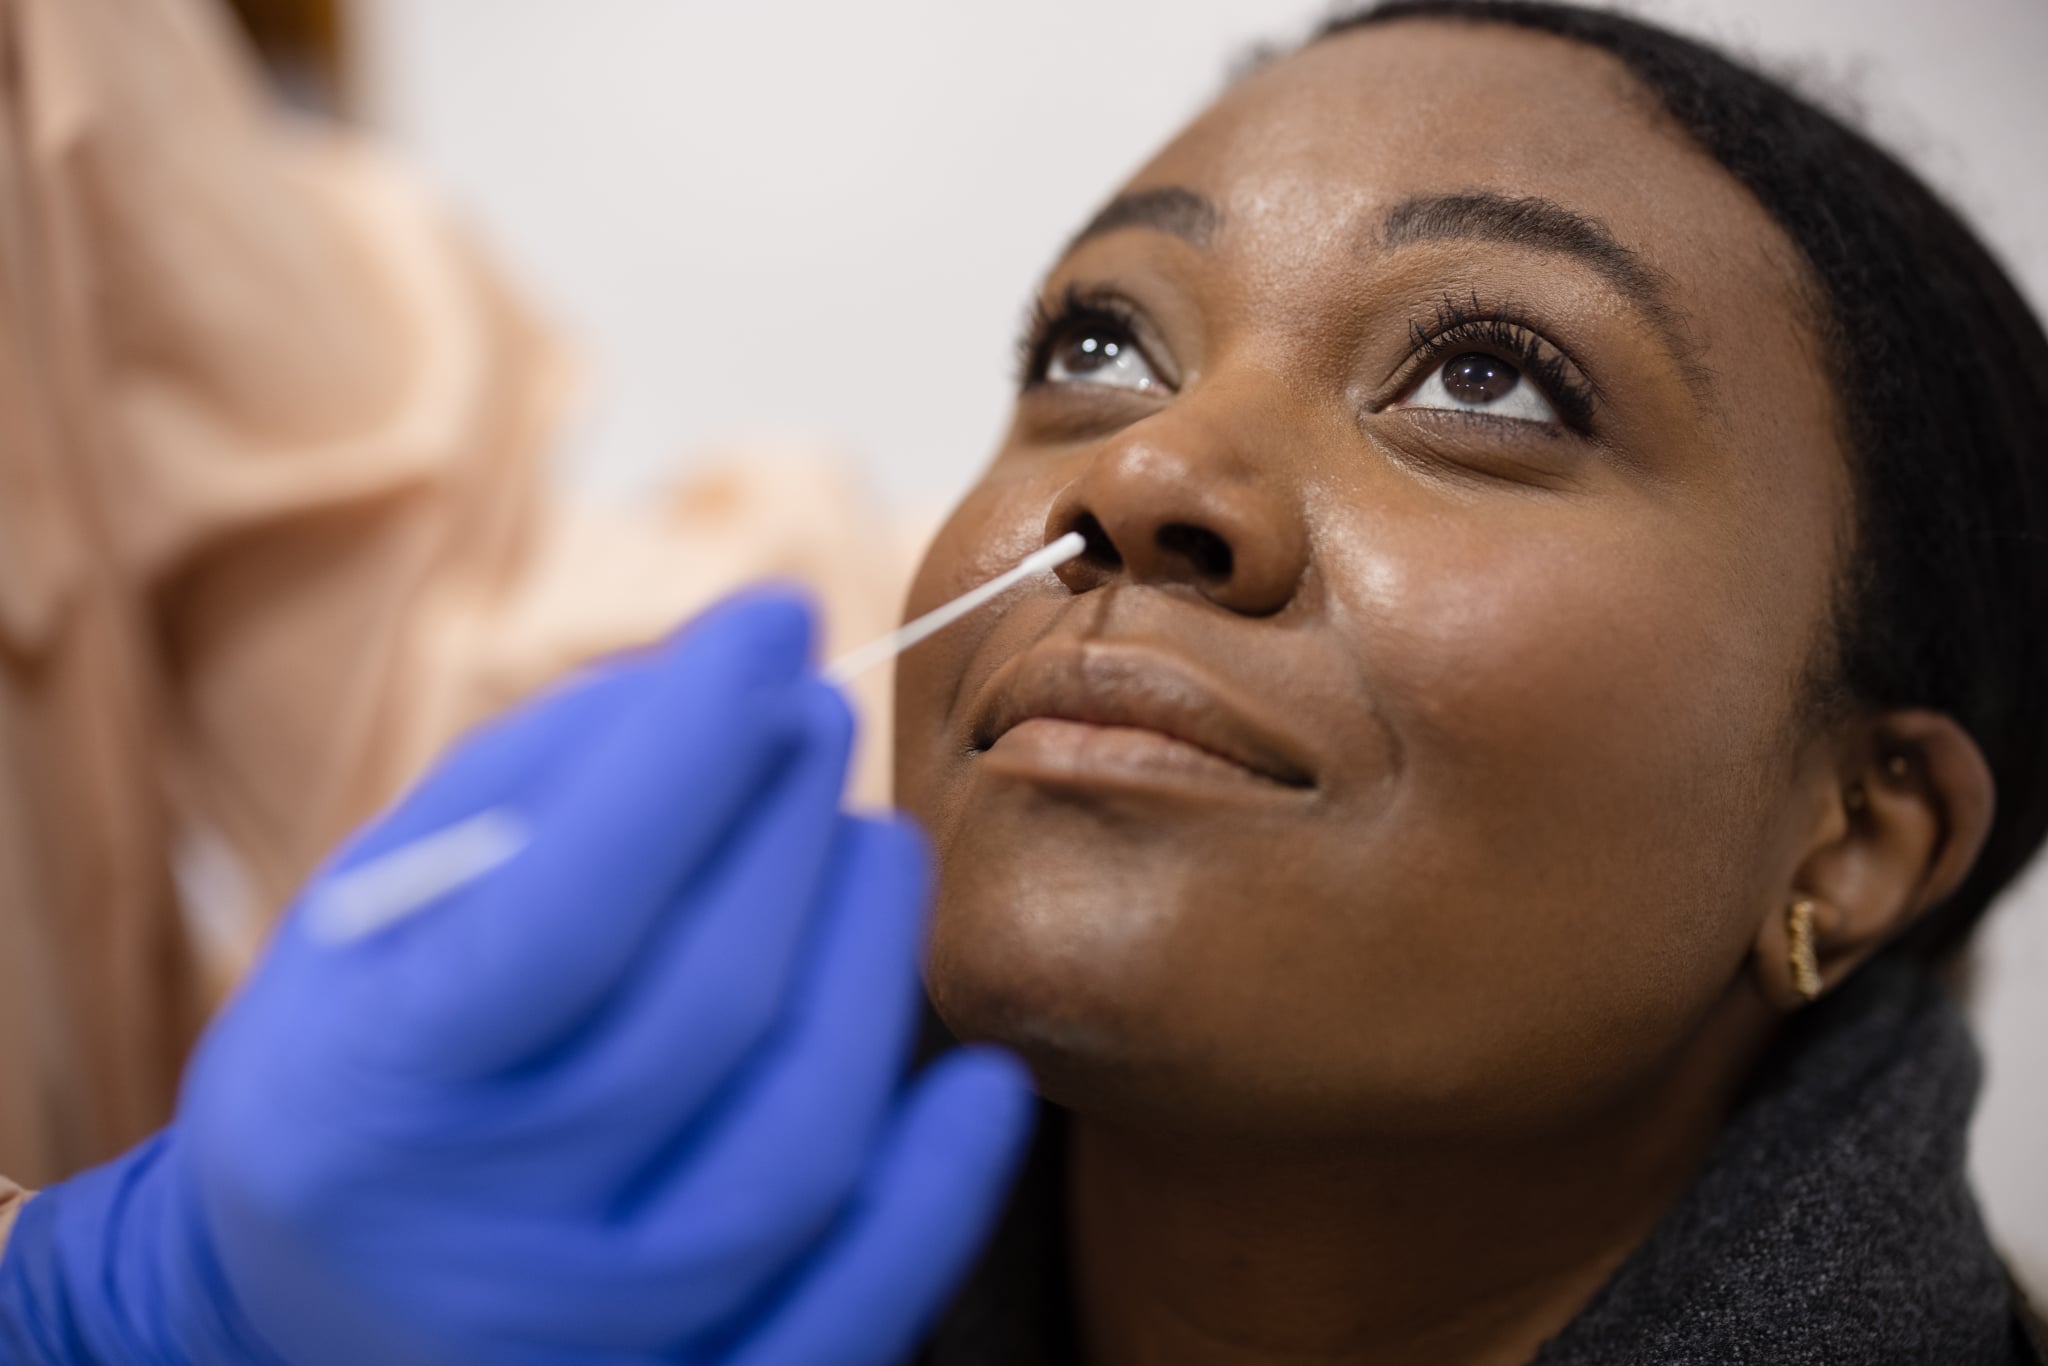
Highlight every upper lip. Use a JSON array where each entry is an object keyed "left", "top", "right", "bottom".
[{"left": 969, "top": 640, "right": 1317, "bottom": 789}]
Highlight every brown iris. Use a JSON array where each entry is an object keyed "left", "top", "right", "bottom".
[{"left": 1441, "top": 352, "right": 1520, "bottom": 405}]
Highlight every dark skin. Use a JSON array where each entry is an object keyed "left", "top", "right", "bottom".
[{"left": 892, "top": 20, "right": 1997, "bottom": 1366}]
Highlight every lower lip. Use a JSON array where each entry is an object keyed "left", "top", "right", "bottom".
[{"left": 980, "top": 716, "right": 1283, "bottom": 792}]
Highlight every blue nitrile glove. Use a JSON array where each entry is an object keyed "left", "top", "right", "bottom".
[{"left": 0, "top": 590, "right": 1034, "bottom": 1366}]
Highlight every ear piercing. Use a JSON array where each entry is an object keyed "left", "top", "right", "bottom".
[{"left": 1787, "top": 898, "right": 1823, "bottom": 1002}]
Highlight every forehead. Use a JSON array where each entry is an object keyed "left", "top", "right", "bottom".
[
  {"left": 1166, "top": 22, "right": 1750, "bottom": 248},
  {"left": 1130, "top": 19, "right": 1816, "bottom": 380}
]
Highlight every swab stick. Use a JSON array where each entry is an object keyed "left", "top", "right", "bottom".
[
  {"left": 824, "top": 531, "right": 1085, "bottom": 685},
  {"left": 309, "top": 533, "right": 1086, "bottom": 945}
]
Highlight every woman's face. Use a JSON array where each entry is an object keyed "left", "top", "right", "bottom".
[{"left": 894, "top": 20, "right": 1850, "bottom": 1138}]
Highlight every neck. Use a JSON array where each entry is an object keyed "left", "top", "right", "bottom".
[{"left": 1065, "top": 1005, "right": 1770, "bottom": 1366}]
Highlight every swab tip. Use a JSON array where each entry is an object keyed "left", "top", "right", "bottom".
[{"left": 1025, "top": 529, "right": 1088, "bottom": 573}]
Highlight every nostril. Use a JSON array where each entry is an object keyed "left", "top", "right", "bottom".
[
  {"left": 1157, "top": 523, "right": 1233, "bottom": 581},
  {"left": 1072, "top": 512, "right": 1123, "bottom": 572}
]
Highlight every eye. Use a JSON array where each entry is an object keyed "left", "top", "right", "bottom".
[
  {"left": 1044, "top": 319, "right": 1162, "bottom": 392},
  {"left": 1396, "top": 351, "right": 1560, "bottom": 425},
  {"left": 1019, "top": 288, "right": 1169, "bottom": 395}
]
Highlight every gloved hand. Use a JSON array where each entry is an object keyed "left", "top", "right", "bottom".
[{"left": 0, "top": 590, "right": 1034, "bottom": 1365}]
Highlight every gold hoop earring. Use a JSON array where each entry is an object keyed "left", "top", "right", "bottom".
[{"left": 1787, "top": 898, "right": 1823, "bottom": 1002}]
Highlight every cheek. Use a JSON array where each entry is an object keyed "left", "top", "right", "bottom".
[
  {"left": 1334, "top": 506, "right": 1791, "bottom": 990},
  {"left": 902, "top": 452, "right": 1064, "bottom": 616},
  {"left": 1366, "top": 521, "right": 1751, "bottom": 775}
]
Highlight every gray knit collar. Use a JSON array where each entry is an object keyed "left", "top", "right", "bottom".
[{"left": 1533, "top": 955, "right": 2019, "bottom": 1365}]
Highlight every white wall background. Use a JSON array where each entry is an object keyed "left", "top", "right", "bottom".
[{"left": 352, "top": 0, "right": 2048, "bottom": 1278}]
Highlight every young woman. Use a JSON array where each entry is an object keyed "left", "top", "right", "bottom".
[
  {"left": 899, "top": 3, "right": 2048, "bottom": 1361},
  {"left": 3, "top": 3, "right": 2040, "bottom": 1363}
]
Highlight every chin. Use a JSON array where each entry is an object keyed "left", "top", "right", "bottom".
[
  {"left": 926, "top": 888, "right": 1134, "bottom": 1055},
  {"left": 923, "top": 879, "right": 1168, "bottom": 1097},
  {"left": 921, "top": 873, "right": 1285, "bottom": 1131}
]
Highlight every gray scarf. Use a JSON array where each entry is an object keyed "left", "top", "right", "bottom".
[{"left": 921, "top": 955, "right": 2036, "bottom": 1364}]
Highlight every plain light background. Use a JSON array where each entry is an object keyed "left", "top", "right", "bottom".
[{"left": 351, "top": 0, "right": 2048, "bottom": 1278}]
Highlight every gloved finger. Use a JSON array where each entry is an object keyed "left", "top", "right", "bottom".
[
  {"left": 402, "top": 1324, "right": 684, "bottom": 1366},
  {"left": 390, "top": 589, "right": 829, "bottom": 1077},
  {"left": 719, "top": 1047, "right": 1036, "bottom": 1366},
  {"left": 464, "top": 813, "right": 924, "bottom": 1349},
  {"left": 203, "top": 693, "right": 856, "bottom": 1363},
  {"left": 383, "top": 1049, "right": 1028, "bottom": 1359},
  {"left": 208, "top": 661, "right": 656, "bottom": 1081},
  {"left": 609, "top": 815, "right": 933, "bottom": 1325},
  {"left": 453, "top": 696, "right": 858, "bottom": 1204}
]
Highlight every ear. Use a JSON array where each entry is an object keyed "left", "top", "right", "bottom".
[{"left": 1751, "top": 708, "right": 1996, "bottom": 1011}]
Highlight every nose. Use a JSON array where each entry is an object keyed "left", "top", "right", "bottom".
[{"left": 1043, "top": 387, "right": 1310, "bottom": 617}]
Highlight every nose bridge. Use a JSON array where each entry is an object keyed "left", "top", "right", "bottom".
[{"left": 1045, "top": 368, "right": 1311, "bottom": 616}]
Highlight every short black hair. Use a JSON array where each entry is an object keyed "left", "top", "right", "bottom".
[{"left": 1315, "top": 2, "right": 2048, "bottom": 957}]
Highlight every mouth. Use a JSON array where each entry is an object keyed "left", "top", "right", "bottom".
[{"left": 968, "top": 641, "right": 1318, "bottom": 793}]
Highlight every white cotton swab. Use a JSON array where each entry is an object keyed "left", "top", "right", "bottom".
[
  {"left": 823, "top": 531, "right": 1086, "bottom": 685},
  {"left": 306, "top": 533, "right": 1085, "bottom": 947}
]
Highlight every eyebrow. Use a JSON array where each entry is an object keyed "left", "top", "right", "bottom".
[
  {"left": 1064, "top": 186, "right": 1221, "bottom": 257},
  {"left": 1057, "top": 185, "right": 1711, "bottom": 402},
  {"left": 1382, "top": 191, "right": 1709, "bottom": 395}
]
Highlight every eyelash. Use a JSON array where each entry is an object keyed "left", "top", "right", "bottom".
[
  {"left": 1015, "top": 284, "right": 1598, "bottom": 432},
  {"left": 1015, "top": 285, "right": 1150, "bottom": 390},
  {"left": 1407, "top": 292, "right": 1597, "bottom": 431}
]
